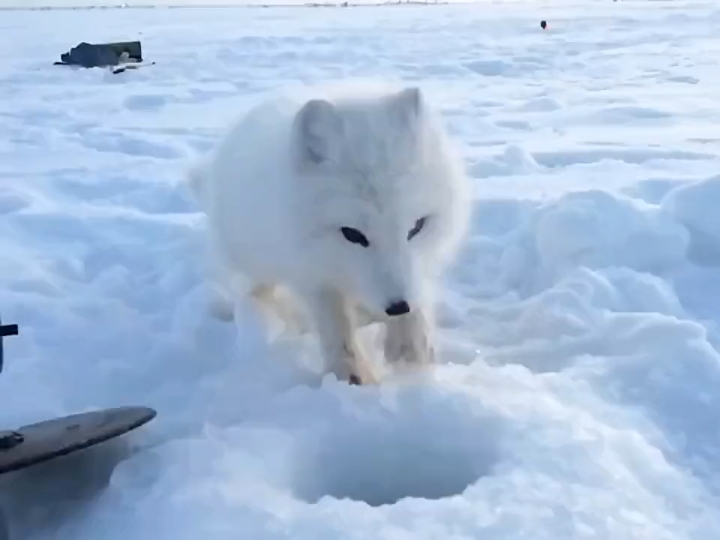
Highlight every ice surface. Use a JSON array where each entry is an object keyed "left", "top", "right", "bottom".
[{"left": 1, "top": 1, "right": 720, "bottom": 539}]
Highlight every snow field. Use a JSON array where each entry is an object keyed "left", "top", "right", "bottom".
[{"left": 0, "top": 2, "right": 720, "bottom": 538}]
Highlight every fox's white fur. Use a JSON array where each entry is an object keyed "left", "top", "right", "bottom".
[{"left": 188, "top": 81, "right": 471, "bottom": 384}]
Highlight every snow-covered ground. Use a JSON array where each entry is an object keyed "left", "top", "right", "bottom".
[{"left": 1, "top": 1, "right": 720, "bottom": 538}]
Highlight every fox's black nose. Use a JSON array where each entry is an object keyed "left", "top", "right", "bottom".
[{"left": 385, "top": 300, "right": 410, "bottom": 317}]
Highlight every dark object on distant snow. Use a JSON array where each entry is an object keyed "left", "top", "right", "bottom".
[
  {"left": 54, "top": 40, "right": 143, "bottom": 69},
  {"left": 540, "top": 20, "right": 547, "bottom": 29},
  {"left": 0, "top": 315, "right": 156, "bottom": 476}
]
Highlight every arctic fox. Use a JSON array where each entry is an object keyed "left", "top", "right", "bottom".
[{"left": 188, "top": 81, "right": 471, "bottom": 384}]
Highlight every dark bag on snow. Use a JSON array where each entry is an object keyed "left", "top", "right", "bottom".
[{"left": 55, "top": 41, "right": 143, "bottom": 68}]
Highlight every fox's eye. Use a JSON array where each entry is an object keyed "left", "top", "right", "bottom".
[
  {"left": 407, "top": 216, "right": 427, "bottom": 241},
  {"left": 341, "top": 227, "right": 370, "bottom": 247}
]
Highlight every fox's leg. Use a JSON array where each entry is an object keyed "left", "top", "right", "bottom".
[
  {"left": 250, "top": 284, "right": 312, "bottom": 335},
  {"left": 208, "top": 284, "right": 236, "bottom": 322},
  {"left": 204, "top": 247, "right": 238, "bottom": 323},
  {"left": 303, "top": 287, "right": 378, "bottom": 385},
  {"left": 251, "top": 284, "right": 281, "bottom": 327},
  {"left": 384, "top": 308, "right": 435, "bottom": 367}
]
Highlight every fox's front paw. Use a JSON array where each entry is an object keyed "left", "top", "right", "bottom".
[
  {"left": 335, "top": 343, "right": 379, "bottom": 386},
  {"left": 409, "top": 324, "right": 434, "bottom": 365},
  {"left": 348, "top": 369, "right": 380, "bottom": 385},
  {"left": 402, "top": 329, "right": 434, "bottom": 365},
  {"left": 384, "top": 310, "right": 434, "bottom": 366}
]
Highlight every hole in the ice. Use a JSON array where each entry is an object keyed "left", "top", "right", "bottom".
[{"left": 293, "top": 409, "right": 501, "bottom": 507}]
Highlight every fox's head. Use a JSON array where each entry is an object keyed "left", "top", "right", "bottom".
[{"left": 289, "top": 84, "right": 471, "bottom": 319}]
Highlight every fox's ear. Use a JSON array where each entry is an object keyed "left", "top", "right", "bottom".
[
  {"left": 389, "top": 86, "right": 424, "bottom": 125},
  {"left": 294, "top": 98, "right": 342, "bottom": 165}
]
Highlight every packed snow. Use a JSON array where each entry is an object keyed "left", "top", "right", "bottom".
[{"left": 1, "top": 1, "right": 720, "bottom": 539}]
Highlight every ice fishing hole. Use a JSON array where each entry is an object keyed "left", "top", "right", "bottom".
[{"left": 292, "top": 408, "right": 501, "bottom": 507}]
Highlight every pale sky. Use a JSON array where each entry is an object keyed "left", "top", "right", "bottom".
[
  {"left": 0, "top": 0, "right": 350, "bottom": 6},
  {"left": 0, "top": 0, "right": 423, "bottom": 6}
]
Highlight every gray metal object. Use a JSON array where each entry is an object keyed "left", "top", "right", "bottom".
[
  {"left": 0, "top": 432, "right": 22, "bottom": 451},
  {"left": 0, "top": 407, "right": 156, "bottom": 475},
  {"left": 0, "top": 318, "right": 18, "bottom": 374},
  {"left": 0, "top": 316, "right": 157, "bottom": 475}
]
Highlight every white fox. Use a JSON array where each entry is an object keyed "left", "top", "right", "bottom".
[{"left": 188, "top": 81, "right": 471, "bottom": 384}]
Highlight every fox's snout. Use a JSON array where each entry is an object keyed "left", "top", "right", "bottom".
[{"left": 385, "top": 299, "right": 411, "bottom": 317}]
